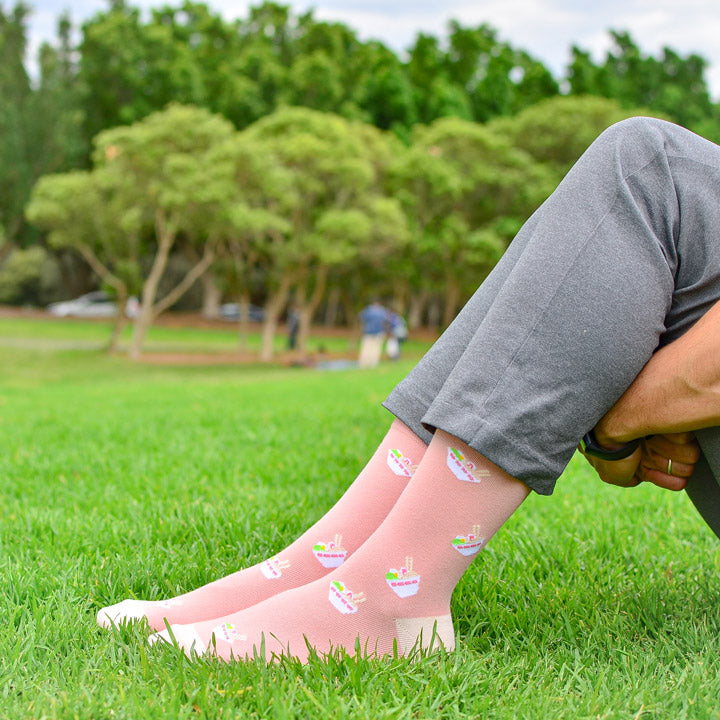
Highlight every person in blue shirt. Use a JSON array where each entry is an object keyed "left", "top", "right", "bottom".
[{"left": 358, "top": 300, "right": 390, "bottom": 367}]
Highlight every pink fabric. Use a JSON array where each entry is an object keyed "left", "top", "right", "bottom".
[
  {"left": 98, "top": 420, "right": 427, "bottom": 630},
  {"left": 157, "top": 430, "right": 530, "bottom": 661}
]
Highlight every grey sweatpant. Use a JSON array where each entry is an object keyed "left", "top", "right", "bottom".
[{"left": 384, "top": 117, "right": 720, "bottom": 537}]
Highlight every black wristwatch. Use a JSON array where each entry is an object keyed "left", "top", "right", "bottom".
[{"left": 580, "top": 429, "right": 640, "bottom": 461}]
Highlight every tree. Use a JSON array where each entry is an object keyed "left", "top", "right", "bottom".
[
  {"left": 352, "top": 42, "right": 417, "bottom": 133},
  {"left": 212, "top": 133, "right": 295, "bottom": 348},
  {"left": 34, "top": 13, "right": 88, "bottom": 172},
  {"left": 0, "top": 3, "right": 87, "bottom": 268},
  {"left": 488, "top": 95, "right": 648, "bottom": 178},
  {"left": 567, "top": 31, "right": 718, "bottom": 139},
  {"left": 445, "top": 21, "right": 558, "bottom": 123},
  {"left": 26, "top": 170, "right": 142, "bottom": 351},
  {"left": 0, "top": 245, "right": 58, "bottom": 305},
  {"left": 0, "top": 3, "right": 39, "bottom": 258},
  {"left": 390, "top": 117, "right": 555, "bottom": 326},
  {"left": 93, "top": 104, "right": 237, "bottom": 358},
  {"left": 244, "top": 107, "right": 407, "bottom": 358},
  {"left": 79, "top": 1, "right": 211, "bottom": 140}
]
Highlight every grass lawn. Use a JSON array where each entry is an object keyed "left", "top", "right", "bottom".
[
  {"left": 0, "top": 314, "right": 433, "bottom": 359},
  {"left": 1, "top": 321, "right": 719, "bottom": 719}
]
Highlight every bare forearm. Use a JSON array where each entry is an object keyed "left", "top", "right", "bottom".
[{"left": 596, "top": 299, "right": 720, "bottom": 445}]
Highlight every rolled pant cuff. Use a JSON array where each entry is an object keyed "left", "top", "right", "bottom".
[
  {"left": 420, "top": 398, "right": 561, "bottom": 496},
  {"left": 382, "top": 387, "right": 435, "bottom": 446}
]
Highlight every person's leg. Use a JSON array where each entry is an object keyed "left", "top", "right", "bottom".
[
  {"left": 151, "top": 430, "right": 529, "bottom": 661},
  {"left": 97, "top": 419, "right": 428, "bottom": 629},
  {"left": 152, "top": 118, "right": 720, "bottom": 661},
  {"left": 358, "top": 333, "right": 383, "bottom": 368},
  {"left": 388, "top": 117, "right": 720, "bottom": 499},
  {"left": 129, "top": 120, "right": 720, "bottom": 656}
]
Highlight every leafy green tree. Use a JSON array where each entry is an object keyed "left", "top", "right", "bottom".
[
  {"left": 488, "top": 95, "right": 648, "bottom": 177},
  {"left": 353, "top": 43, "right": 417, "bottom": 133},
  {"left": 407, "top": 33, "right": 473, "bottom": 126},
  {"left": 0, "top": 2, "right": 37, "bottom": 257},
  {"left": 287, "top": 50, "right": 344, "bottom": 112},
  {"left": 405, "top": 21, "right": 558, "bottom": 130},
  {"left": 93, "top": 104, "right": 237, "bottom": 357},
  {"left": 34, "top": 13, "right": 88, "bottom": 172},
  {"left": 0, "top": 3, "right": 86, "bottom": 268},
  {"left": 79, "top": 1, "right": 208, "bottom": 140},
  {"left": 212, "top": 132, "right": 294, "bottom": 349},
  {"left": 244, "top": 107, "right": 407, "bottom": 358},
  {"left": 0, "top": 245, "right": 58, "bottom": 304},
  {"left": 568, "top": 31, "right": 717, "bottom": 139},
  {"left": 26, "top": 170, "right": 142, "bottom": 351},
  {"left": 391, "top": 117, "right": 554, "bottom": 326},
  {"left": 445, "top": 22, "right": 559, "bottom": 123}
]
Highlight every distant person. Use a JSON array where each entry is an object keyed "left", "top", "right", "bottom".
[
  {"left": 100, "top": 118, "right": 720, "bottom": 665},
  {"left": 386, "top": 312, "right": 408, "bottom": 361},
  {"left": 358, "top": 300, "right": 389, "bottom": 368},
  {"left": 287, "top": 306, "right": 300, "bottom": 350}
]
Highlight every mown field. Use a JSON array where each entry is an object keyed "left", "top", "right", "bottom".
[{"left": 1, "top": 316, "right": 719, "bottom": 719}]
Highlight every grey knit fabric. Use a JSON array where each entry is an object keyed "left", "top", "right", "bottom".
[{"left": 384, "top": 117, "right": 720, "bottom": 537}]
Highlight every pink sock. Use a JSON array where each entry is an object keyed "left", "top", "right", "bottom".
[
  {"left": 98, "top": 420, "right": 427, "bottom": 630},
  {"left": 150, "top": 430, "right": 530, "bottom": 661}
]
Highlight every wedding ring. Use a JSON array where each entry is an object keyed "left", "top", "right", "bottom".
[{"left": 667, "top": 458, "right": 673, "bottom": 475}]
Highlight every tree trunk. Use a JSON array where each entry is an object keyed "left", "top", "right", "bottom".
[
  {"left": 408, "top": 290, "right": 429, "bottom": 330},
  {"left": 201, "top": 270, "right": 222, "bottom": 319},
  {"left": 323, "top": 285, "right": 341, "bottom": 327},
  {"left": 427, "top": 296, "right": 442, "bottom": 328},
  {"left": 259, "top": 272, "right": 293, "bottom": 362},
  {"left": 130, "top": 213, "right": 174, "bottom": 360},
  {"left": 296, "top": 265, "right": 328, "bottom": 352},
  {"left": 107, "top": 287, "right": 129, "bottom": 354},
  {"left": 75, "top": 241, "right": 128, "bottom": 354},
  {"left": 392, "top": 280, "right": 408, "bottom": 316},
  {"left": 0, "top": 240, "right": 15, "bottom": 270},
  {"left": 442, "top": 276, "right": 461, "bottom": 328},
  {"left": 295, "top": 267, "right": 323, "bottom": 351},
  {"left": 237, "top": 289, "right": 251, "bottom": 352}
]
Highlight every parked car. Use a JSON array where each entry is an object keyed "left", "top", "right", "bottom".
[
  {"left": 47, "top": 291, "right": 140, "bottom": 318},
  {"left": 219, "top": 302, "right": 266, "bottom": 322}
]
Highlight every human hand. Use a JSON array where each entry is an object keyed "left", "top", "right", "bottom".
[
  {"left": 579, "top": 432, "right": 699, "bottom": 491},
  {"left": 635, "top": 432, "right": 700, "bottom": 490}
]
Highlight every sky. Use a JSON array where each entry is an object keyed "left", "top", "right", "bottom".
[{"left": 23, "top": 0, "right": 720, "bottom": 99}]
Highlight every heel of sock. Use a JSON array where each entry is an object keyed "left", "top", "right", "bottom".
[{"left": 395, "top": 614, "right": 455, "bottom": 654}]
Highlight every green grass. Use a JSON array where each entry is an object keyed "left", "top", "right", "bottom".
[
  {"left": 0, "top": 315, "right": 432, "bottom": 358},
  {"left": 1, "top": 322, "right": 719, "bottom": 719}
]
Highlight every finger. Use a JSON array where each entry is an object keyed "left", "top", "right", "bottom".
[
  {"left": 643, "top": 450, "right": 695, "bottom": 478},
  {"left": 644, "top": 449, "right": 696, "bottom": 478},
  {"left": 645, "top": 434, "right": 700, "bottom": 463},
  {"left": 599, "top": 474, "right": 642, "bottom": 488},
  {"left": 644, "top": 435, "right": 701, "bottom": 465},
  {"left": 637, "top": 465, "right": 688, "bottom": 491},
  {"left": 661, "top": 432, "right": 696, "bottom": 445},
  {"left": 586, "top": 448, "right": 643, "bottom": 487}
]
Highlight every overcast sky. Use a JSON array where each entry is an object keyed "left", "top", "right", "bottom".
[{"left": 24, "top": 0, "right": 720, "bottom": 99}]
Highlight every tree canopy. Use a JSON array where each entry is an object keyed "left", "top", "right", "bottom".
[{"left": 7, "top": 0, "right": 720, "bottom": 355}]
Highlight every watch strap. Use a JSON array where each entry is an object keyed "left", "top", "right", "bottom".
[{"left": 580, "top": 430, "right": 640, "bottom": 461}]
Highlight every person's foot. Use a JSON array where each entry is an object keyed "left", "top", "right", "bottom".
[
  {"left": 97, "top": 420, "right": 427, "bottom": 630},
  {"left": 148, "top": 431, "right": 529, "bottom": 661},
  {"left": 149, "top": 570, "right": 456, "bottom": 662}
]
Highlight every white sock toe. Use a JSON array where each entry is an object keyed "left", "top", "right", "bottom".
[
  {"left": 148, "top": 625, "right": 206, "bottom": 656},
  {"left": 97, "top": 599, "right": 148, "bottom": 628}
]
